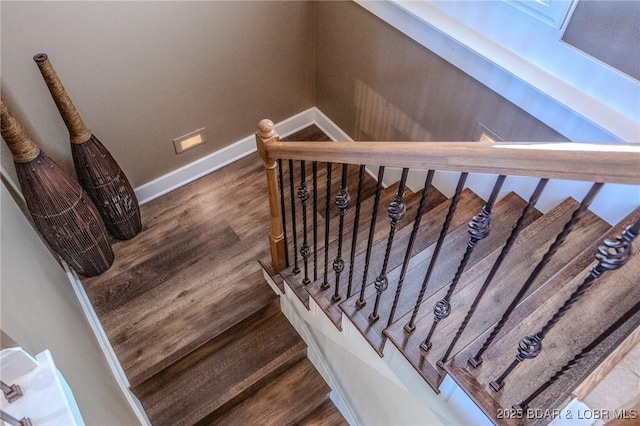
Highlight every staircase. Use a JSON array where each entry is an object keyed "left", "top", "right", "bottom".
[
  {"left": 257, "top": 119, "right": 640, "bottom": 424},
  {"left": 79, "top": 133, "right": 348, "bottom": 425}
]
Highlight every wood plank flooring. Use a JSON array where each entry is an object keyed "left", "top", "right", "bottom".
[{"left": 80, "top": 125, "right": 346, "bottom": 425}]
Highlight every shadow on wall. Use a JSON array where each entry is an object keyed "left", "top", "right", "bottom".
[{"left": 354, "top": 79, "right": 434, "bottom": 142}]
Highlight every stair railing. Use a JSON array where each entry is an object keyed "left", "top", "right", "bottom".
[{"left": 256, "top": 118, "right": 640, "bottom": 416}]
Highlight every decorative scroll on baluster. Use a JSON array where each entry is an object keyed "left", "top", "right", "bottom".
[
  {"left": 421, "top": 175, "right": 506, "bottom": 351},
  {"left": 468, "top": 182, "right": 603, "bottom": 367},
  {"left": 368, "top": 168, "right": 408, "bottom": 322},
  {"left": 289, "top": 160, "right": 300, "bottom": 274},
  {"left": 277, "top": 159, "right": 290, "bottom": 268},
  {"left": 404, "top": 173, "right": 468, "bottom": 333},
  {"left": 513, "top": 297, "right": 640, "bottom": 412},
  {"left": 387, "top": 170, "right": 435, "bottom": 327},
  {"left": 438, "top": 178, "right": 548, "bottom": 368},
  {"left": 490, "top": 219, "right": 639, "bottom": 391},
  {"left": 332, "top": 164, "right": 351, "bottom": 302},
  {"left": 356, "top": 166, "right": 385, "bottom": 308},
  {"left": 321, "top": 163, "right": 333, "bottom": 290},
  {"left": 298, "top": 161, "right": 311, "bottom": 285},
  {"left": 347, "top": 165, "right": 366, "bottom": 299},
  {"left": 313, "top": 161, "right": 318, "bottom": 281}
]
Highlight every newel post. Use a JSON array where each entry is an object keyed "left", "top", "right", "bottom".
[{"left": 256, "top": 119, "right": 286, "bottom": 271}]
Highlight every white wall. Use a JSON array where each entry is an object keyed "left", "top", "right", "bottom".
[{"left": 0, "top": 184, "right": 139, "bottom": 425}]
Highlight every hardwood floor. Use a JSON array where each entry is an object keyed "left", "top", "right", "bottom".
[
  {"left": 80, "top": 125, "right": 346, "bottom": 424},
  {"left": 80, "top": 122, "right": 638, "bottom": 425}
]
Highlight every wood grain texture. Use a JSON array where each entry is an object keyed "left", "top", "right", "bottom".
[
  {"left": 298, "top": 183, "right": 453, "bottom": 329},
  {"left": 385, "top": 198, "right": 610, "bottom": 390},
  {"left": 445, "top": 207, "right": 640, "bottom": 425},
  {"left": 297, "top": 398, "right": 350, "bottom": 426},
  {"left": 82, "top": 154, "right": 281, "bottom": 386},
  {"left": 139, "top": 302, "right": 306, "bottom": 425},
  {"left": 343, "top": 192, "right": 537, "bottom": 355},
  {"left": 574, "top": 326, "right": 640, "bottom": 400},
  {"left": 266, "top": 140, "right": 640, "bottom": 184},
  {"left": 208, "top": 359, "right": 331, "bottom": 426},
  {"left": 81, "top": 125, "right": 345, "bottom": 425}
]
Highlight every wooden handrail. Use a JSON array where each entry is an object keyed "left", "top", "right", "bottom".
[
  {"left": 257, "top": 119, "right": 639, "bottom": 271},
  {"left": 266, "top": 140, "right": 640, "bottom": 185}
]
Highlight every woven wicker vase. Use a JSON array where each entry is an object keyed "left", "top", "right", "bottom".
[
  {"left": 34, "top": 53, "right": 142, "bottom": 240},
  {"left": 1, "top": 99, "right": 114, "bottom": 277}
]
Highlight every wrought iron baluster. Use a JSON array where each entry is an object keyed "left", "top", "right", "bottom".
[
  {"left": 356, "top": 166, "right": 386, "bottom": 308},
  {"left": 421, "top": 175, "right": 506, "bottom": 351},
  {"left": 404, "top": 173, "right": 468, "bottom": 333},
  {"left": 332, "top": 164, "right": 351, "bottom": 302},
  {"left": 438, "top": 178, "right": 548, "bottom": 368},
  {"left": 347, "top": 165, "right": 366, "bottom": 299},
  {"left": 513, "top": 298, "right": 640, "bottom": 412},
  {"left": 469, "top": 182, "right": 603, "bottom": 367},
  {"left": 369, "top": 168, "right": 409, "bottom": 323},
  {"left": 277, "top": 159, "right": 290, "bottom": 268},
  {"left": 387, "top": 170, "right": 436, "bottom": 327},
  {"left": 0, "top": 410, "right": 31, "bottom": 426},
  {"left": 298, "top": 161, "right": 311, "bottom": 285},
  {"left": 1, "top": 381, "right": 22, "bottom": 403},
  {"left": 288, "top": 160, "right": 300, "bottom": 274},
  {"left": 313, "top": 161, "right": 318, "bottom": 281},
  {"left": 321, "top": 163, "right": 333, "bottom": 290},
  {"left": 490, "top": 219, "right": 639, "bottom": 391}
]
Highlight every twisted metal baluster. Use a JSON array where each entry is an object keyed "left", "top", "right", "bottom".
[
  {"left": 332, "top": 164, "right": 351, "bottom": 302},
  {"left": 277, "top": 159, "right": 290, "bottom": 267},
  {"left": 490, "top": 219, "right": 639, "bottom": 391},
  {"left": 387, "top": 170, "right": 436, "bottom": 327},
  {"left": 313, "top": 161, "right": 318, "bottom": 281},
  {"left": 356, "top": 166, "right": 386, "bottom": 308},
  {"left": 404, "top": 173, "right": 468, "bottom": 333},
  {"left": 513, "top": 297, "right": 640, "bottom": 412},
  {"left": 347, "top": 165, "right": 366, "bottom": 299},
  {"left": 438, "top": 178, "right": 548, "bottom": 368},
  {"left": 289, "top": 160, "right": 300, "bottom": 274},
  {"left": 321, "top": 163, "right": 333, "bottom": 290},
  {"left": 369, "top": 168, "right": 409, "bottom": 323},
  {"left": 421, "top": 175, "right": 506, "bottom": 351},
  {"left": 298, "top": 161, "right": 311, "bottom": 285},
  {"left": 469, "top": 182, "right": 603, "bottom": 367}
]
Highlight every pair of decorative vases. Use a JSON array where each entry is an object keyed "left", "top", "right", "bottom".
[{"left": 1, "top": 54, "right": 141, "bottom": 277}]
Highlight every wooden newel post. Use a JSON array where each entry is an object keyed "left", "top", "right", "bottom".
[{"left": 256, "top": 119, "right": 286, "bottom": 271}]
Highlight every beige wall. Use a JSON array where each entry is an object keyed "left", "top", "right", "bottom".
[
  {"left": 1, "top": 1, "right": 315, "bottom": 187},
  {"left": 1, "top": 184, "right": 138, "bottom": 425},
  {"left": 315, "top": 1, "right": 565, "bottom": 143}
]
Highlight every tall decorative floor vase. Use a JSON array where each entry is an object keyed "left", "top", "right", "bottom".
[
  {"left": 34, "top": 53, "right": 142, "bottom": 240},
  {"left": 1, "top": 99, "right": 114, "bottom": 277}
]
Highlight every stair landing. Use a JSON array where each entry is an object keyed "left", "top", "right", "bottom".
[{"left": 79, "top": 125, "right": 346, "bottom": 425}]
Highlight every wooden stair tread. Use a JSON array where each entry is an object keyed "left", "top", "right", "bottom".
[
  {"left": 99, "top": 263, "right": 278, "bottom": 388},
  {"left": 297, "top": 398, "right": 349, "bottom": 426},
  {"left": 446, "top": 207, "right": 640, "bottom": 425},
  {"left": 208, "top": 359, "right": 333, "bottom": 426},
  {"left": 385, "top": 197, "right": 611, "bottom": 390},
  {"left": 79, "top": 153, "right": 279, "bottom": 388},
  {"left": 282, "top": 180, "right": 404, "bottom": 309},
  {"left": 282, "top": 181, "right": 417, "bottom": 310},
  {"left": 137, "top": 302, "right": 307, "bottom": 425},
  {"left": 341, "top": 191, "right": 539, "bottom": 355},
  {"left": 281, "top": 124, "right": 332, "bottom": 143},
  {"left": 300, "top": 184, "right": 455, "bottom": 329}
]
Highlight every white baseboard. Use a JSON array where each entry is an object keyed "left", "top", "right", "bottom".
[
  {"left": 63, "top": 263, "right": 151, "bottom": 426},
  {"left": 134, "top": 107, "right": 353, "bottom": 205}
]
